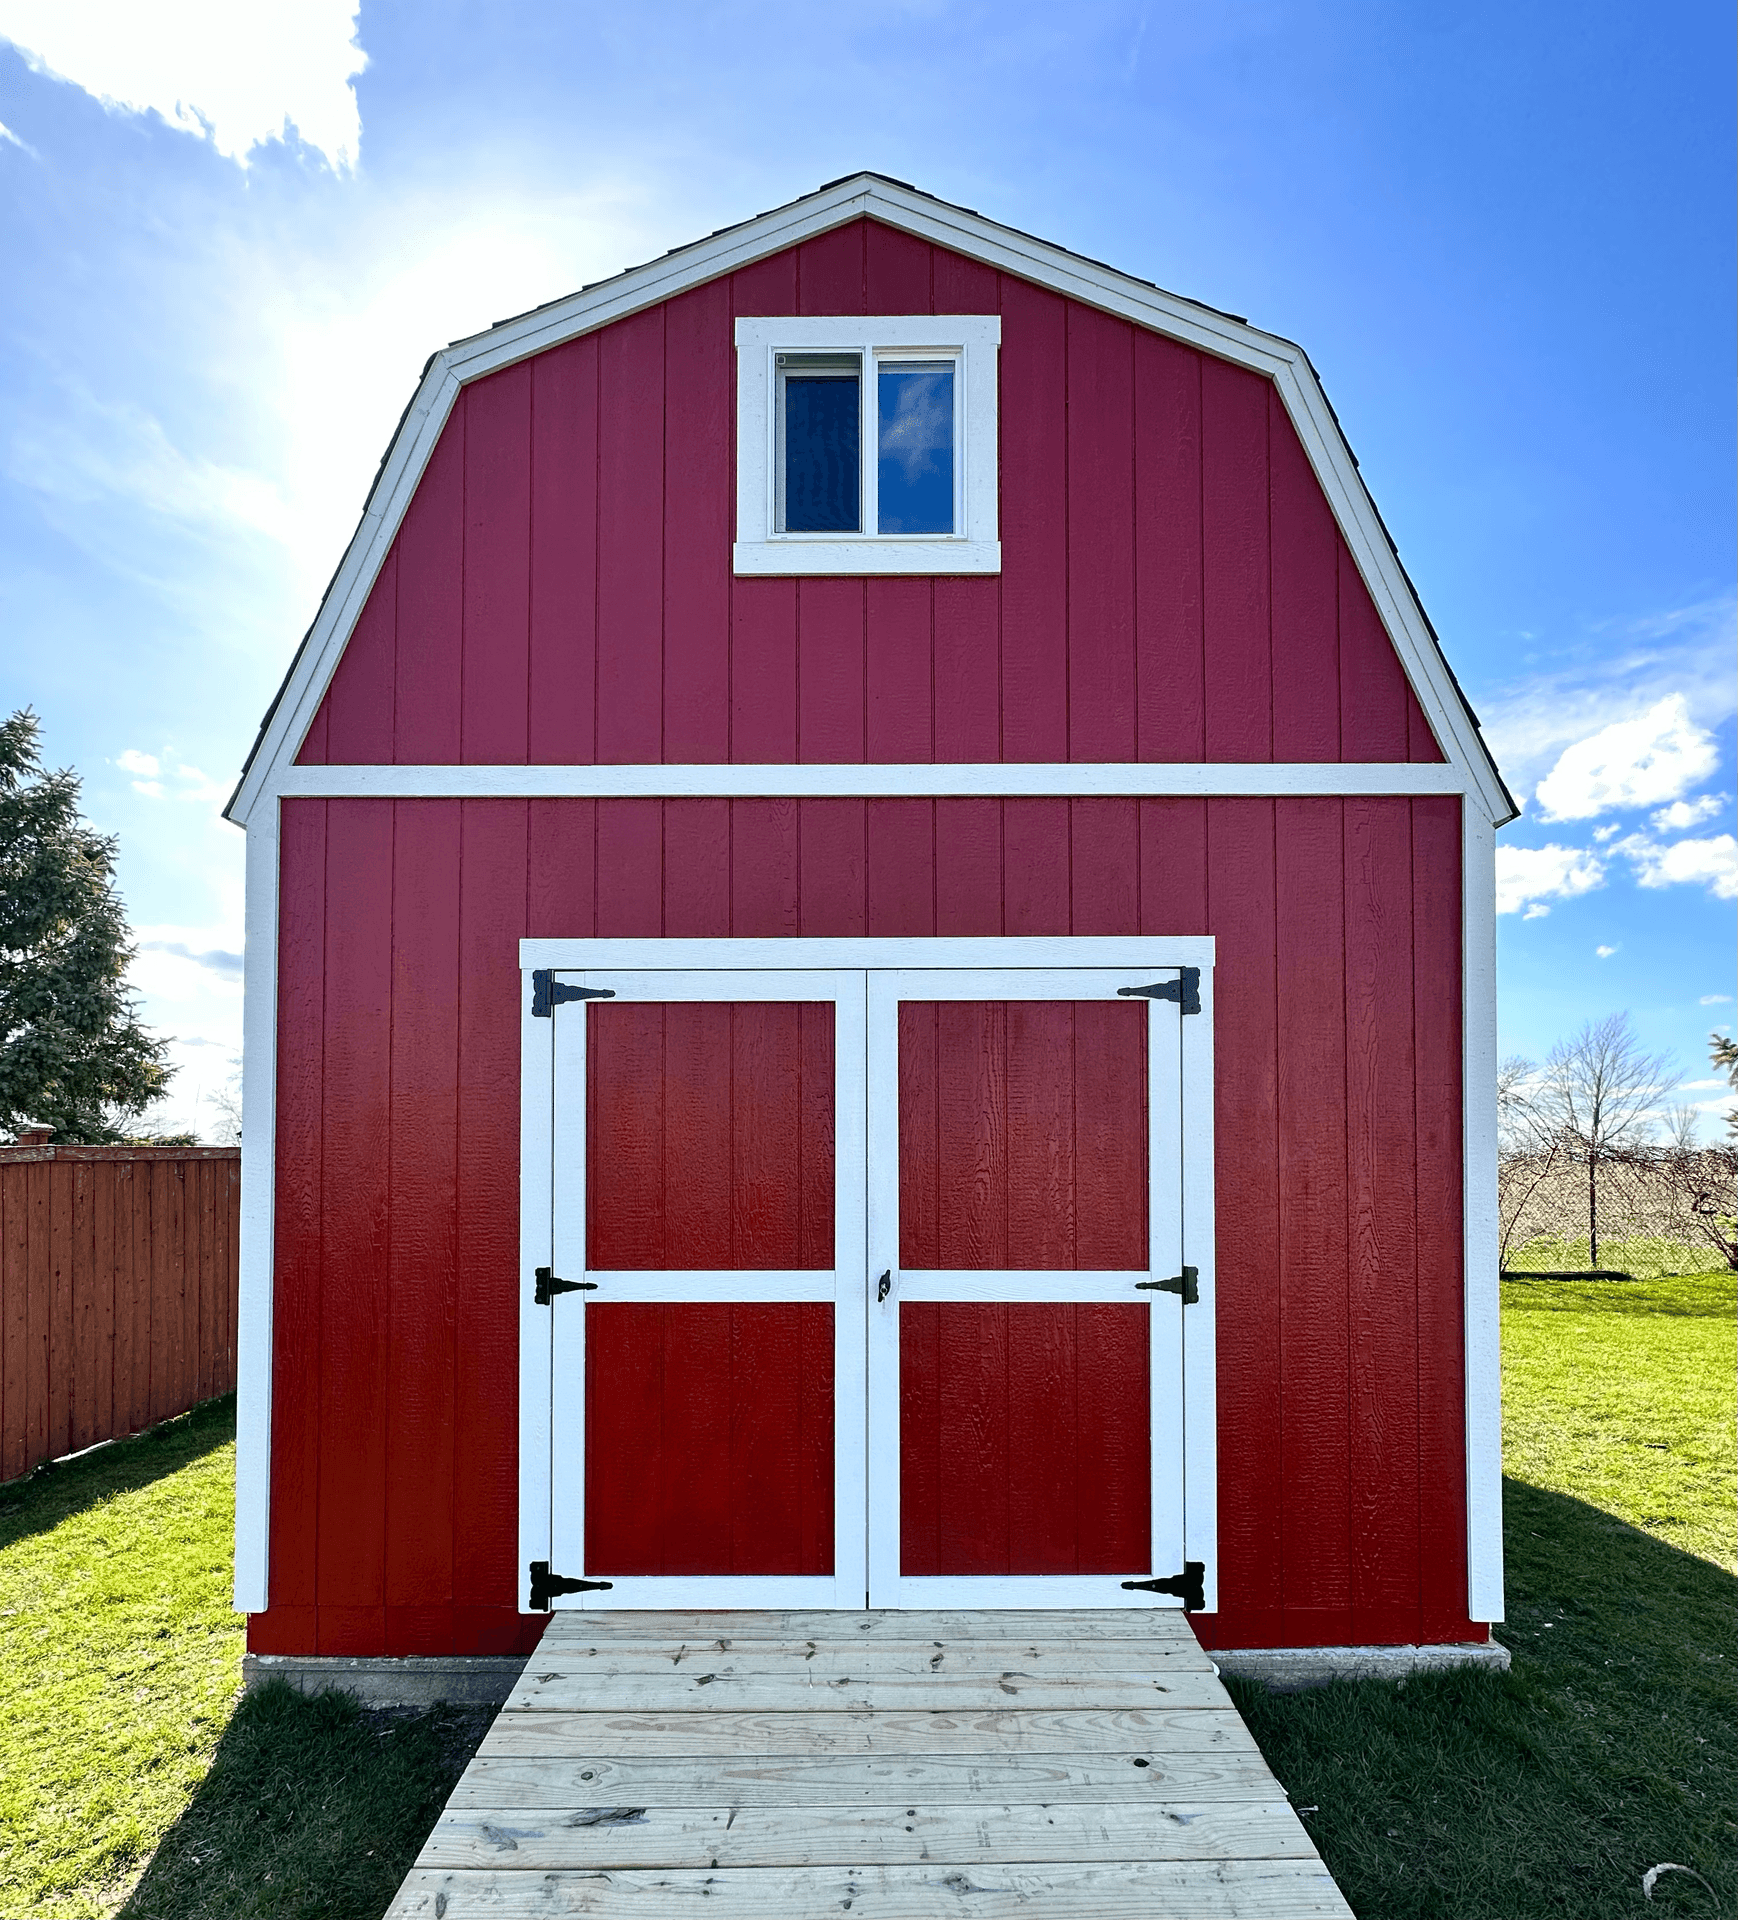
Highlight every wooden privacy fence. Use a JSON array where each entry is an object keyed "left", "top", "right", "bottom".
[{"left": 0, "top": 1145, "right": 239, "bottom": 1484}]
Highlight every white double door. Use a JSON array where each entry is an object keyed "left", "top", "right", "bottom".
[{"left": 519, "top": 943, "right": 1215, "bottom": 1613}]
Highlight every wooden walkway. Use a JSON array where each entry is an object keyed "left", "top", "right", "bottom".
[{"left": 385, "top": 1610, "right": 1354, "bottom": 1918}]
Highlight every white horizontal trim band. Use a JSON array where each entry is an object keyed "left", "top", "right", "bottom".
[
  {"left": 521, "top": 937, "right": 1217, "bottom": 970},
  {"left": 570, "top": 1272, "right": 841, "bottom": 1303},
  {"left": 271, "top": 762, "right": 1468, "bottom": 801}
]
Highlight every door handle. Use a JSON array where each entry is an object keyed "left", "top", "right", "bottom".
[{"left": 877, "top": 1270, "right": 892, "bottom": 1303}]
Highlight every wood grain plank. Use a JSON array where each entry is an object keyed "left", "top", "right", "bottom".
[
  {"left": 1268, "top": 392, "right": 1341, "bottom": 763},
  {"left": 48, "top": 1159, "right": 72, "bottom": 1457},
  {"left": 91, "top": 1162, "right": 115, "bottom": 1443},
  {"left": 1201, "top": 358, "right": 1273, "bottom": 763},
  {"left": 998, "top": 277, "right": 1069, "bottom": 762},
  {"left": 796, "top": 799, "right": 867, "bottom": 936},
  {"left": 865, "top": 800, "right": 934, "bottom": 937},
  {"left": 866, "top": 578, "right": 932, "bottom": 763},
  {"left": 1066, "top": 304, "right": 1137, "bottom": 762},
  {"left": 508, "top": 1642, "right": 1215, "bottom": 1681},
  {"left": 729, "top": 799, "right": 799, "bottom": 938},
  {"left": 1134, "top": 332, "right": 1205, "bottom": 761},
  {"left": 1275, "top": 799, "right": 1351, "bottom": 1632},
  {"left": 452, "top": 800, "right": 531, "bottom": 1650},
  {"left": 479, "top": 1706, "right": 1260, "bottom": 1759},
  {"left": 448, "top": 1748, "right": 1280, "bottom": 1809},
  {"left": 932, "top": 581, "right": 1000, "bottom": 764},
  {"left": 1, "top": 1168, "right": 25, "bottom": 1478},
  {"left": 934, "top": 799, "right": 1002, "bottom": 937},
  {"left": 1201, "top": 799, "right": 1282, "bottom": 1634},
  {"left": 69, "top": 1159, "right": 95, "bottom": 1450},
  {"left": 462, "top": 361, "right": 536, "bottom": 760},
  {"left": 325, "top": 548, "right": 398, "bottom": 763},
  {"left": 1344, "top": 798, "right": 1421, "bottom": 1643},
  {"left": 529, "top": 335, "right": 599, "bottom": 765},
  {"left": 729, "top": 582, "right": 798, "bottom": 763},
  {"left": 798, "top": 577, "right": 866, "bottom": 763},
  {"left": 1002, "top": 800, "right": 1070, "bottom": 936},
  {"left": 394, "top": 417, "right": 465, "bottom": 763},
  {"left": 597, "top": 306, "right": 665, "bottom": 766},
  {"left": 316, "top": 800, "right": 394, "bottom": 1638},
  {"left": 387, "top": 1860, "right": 1352, "bottom": 1918},
  {"left": 418, "top": 1798, "right": 1313, "bottom": 1869},
  {"left": 662, "top": 280, "right": 731, "bottom": 763},
  {"left": 1338, "top": 542, "right": 1410, "bottom": 762},
  {"left": 385, "top": 801, "right": 462, "bottom": 1644}
]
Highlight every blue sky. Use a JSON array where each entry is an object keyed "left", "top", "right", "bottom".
[{"left": 1, "top": 0, "right": 1732, "bottom": 1139}]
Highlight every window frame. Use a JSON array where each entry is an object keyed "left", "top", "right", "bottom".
[{"left": 734, "top": 314, "right": 1001, "bottom": 575}]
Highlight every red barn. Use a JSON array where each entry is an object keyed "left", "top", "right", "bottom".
[{"left": 226, "top": 176, "right": 1515, "bottom": 1680}]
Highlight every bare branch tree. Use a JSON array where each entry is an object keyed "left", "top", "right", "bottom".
[
  {"left": 1535, "top": 1013, "right": 1681, "bottom": 1267},
  {"left": 1496, "top": 1055, "right": 1570, "bottom": 1270}
]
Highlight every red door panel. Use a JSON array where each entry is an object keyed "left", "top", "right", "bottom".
[
  {"left": 588, "top": 1001, "right": 834, "bottom": 1268},
  {"left": 585, "top": 1302, "right": 835, "bottom": 1575},
  {"left": 583, "top": 999, "right": 837, "bottom": 1574},
  {"left": 896, "top": 1001, "right": 1151, "bottom": 1576},
  {"left": 897, "top": 1000, "right": 1147, "bottom": 1268}
]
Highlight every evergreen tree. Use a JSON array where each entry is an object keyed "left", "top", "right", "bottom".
[{"left": 0, "top": 710, "right": 173, "bottom": 1141}]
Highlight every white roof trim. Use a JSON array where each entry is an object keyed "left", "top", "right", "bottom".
[{"left": 227, "top": 173, "right": 1512, "bottom": 830}]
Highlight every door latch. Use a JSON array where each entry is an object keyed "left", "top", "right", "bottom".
[{"left": 877, "top": 1270, "right": 892, "bottom": 1303}]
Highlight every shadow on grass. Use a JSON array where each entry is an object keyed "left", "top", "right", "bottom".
[
  {"left": 121, "top": 1681, "right": 496, "bottom": 1920},
  {"left": 1229, "top": 1477, "right": 1736, "bottom": 1920},
  {"left": 0, "top": 1393, "right": 236, "bottom": 1550}
]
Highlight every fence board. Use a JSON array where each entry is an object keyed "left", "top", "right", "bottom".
[{"left": 0, "top": 1147, "right": 241, "bottom": 1482}]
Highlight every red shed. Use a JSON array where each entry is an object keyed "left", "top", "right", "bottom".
[{"left": 226, "top": 176, "right": 1515, "bottom": 1676}]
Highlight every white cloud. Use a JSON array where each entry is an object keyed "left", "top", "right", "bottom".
[
  {"left": 1533, "top": 695, "right": 1720, "bottom": 822},
  {"left": 1476, "top": 596, "right": 1736, "bottom": 794},
  {"left": 113, "top": 745, "right": 229, "bottom": 806},
  {"left": 1495, "top": 842, "right": 1605, "bottom": 916},
  {"left": 1614, "top": 832, "right": 1738, "bottom": 901},
  {"left": 1595, "top": 944, "right": 1617, "bottom": 958},
  {"left": 0, "top": 0, "right": 365, "bottom": 169},
  {"left": 1591, "top": 823, "right": 1621, "bottom": 842},
  {"left": 1651, "top": 794, "right": 1726, "bottom": 831},
  {"left": 1701, "top": 994, "right": 1734, "bottom": 1006},
  {"left": 0, "top": 117, "right": 38, "bottom": 155}
]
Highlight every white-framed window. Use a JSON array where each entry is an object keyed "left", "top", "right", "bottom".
[{"left": 734, "top": 315, "right": 1001, "bottom": 576}]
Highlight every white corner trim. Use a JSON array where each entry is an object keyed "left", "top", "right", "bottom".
[
  {"left": 261, "top": 761, "right": 1471, "bottom": 811},
  {"left": 232, "top": 806, "right": 280, "bottom": 1614},
  {"left": 1461, "top": 806, "right": 1504, "bottom": 1621},
  {"left": 224, "top": 173, "right": 1509, "bottom": 835},
  {"left": 733, "top": 314, "right": 1000, "bottom": 575}
]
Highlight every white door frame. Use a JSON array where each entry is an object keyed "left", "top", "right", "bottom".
[
  {"left": 518, "top": 936, "right": 1217, "bottom": 1614},
  {"left": 867, "top": 966, "right": 1190, "bottom": 1609}
]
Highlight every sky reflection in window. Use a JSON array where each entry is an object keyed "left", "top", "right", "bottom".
[{"left": 877, "top": 362, "right": 954, "bottom": 533}]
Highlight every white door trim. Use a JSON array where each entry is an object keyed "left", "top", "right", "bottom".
[
  {"left": 517, "top": 936, "right": 1217, "bottom": 1616},
  {"left": 524, "top": 966, "right": 869, "bottom": 1612},
  {"left": 864, "top": 965, "right": 1211, "bottom": 1610}
]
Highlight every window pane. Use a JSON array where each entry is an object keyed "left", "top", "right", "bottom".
[
  {"left": 878, "top": 361, "right": 954, "bottom": 534},
  {"left": 781, "top": 365, "right": 861, "bottom": 532}
]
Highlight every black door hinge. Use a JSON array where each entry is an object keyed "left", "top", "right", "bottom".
[
  {"left": 1117, "top": 968, "right": 1201, "bottom": 1015},
  {"left": 1122, "top": 1561, "right": 1206, "bottom": 1610},
  {"left": 1136, "top": 1265, "right": 1198, "bottom": 1304},
  {"left": 531, "top": 970, "right": 617, "bottom": 1018},
  {"left": 877, "top": 1269, "right": 892, "bottom": 1303},
  {"left": 535, "top": 1266, "right": 597, "bottom": 1305},
  {"left": 529, "top": 1560, "right": 613, "bottom": 1610}
]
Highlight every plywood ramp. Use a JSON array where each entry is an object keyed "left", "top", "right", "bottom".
[{"left": 386, "top": 1610, "right": 1352, "bottom": 1919}]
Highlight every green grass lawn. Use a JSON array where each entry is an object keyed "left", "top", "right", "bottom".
[
  {"left": 1234, "top": 1269, "right": 1737, "bottom": 1919},
  {"left": 0, "top": 1398, "right": 489, "bottom": 1918},
  {"left": 3, "top": 1272, "right": 1733, "bottom": 1917}
]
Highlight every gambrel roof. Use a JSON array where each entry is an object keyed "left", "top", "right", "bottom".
[{"left": 227, "top": 172, "right": 1515, "bottom": 827}]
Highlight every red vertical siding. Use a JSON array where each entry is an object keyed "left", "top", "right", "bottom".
[
  {"left": 256, "top": 793, "right": 1468, "bottom": 1656},
  {"left": 301, "top": 218, "right": 1444, "bottom": 772}
]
